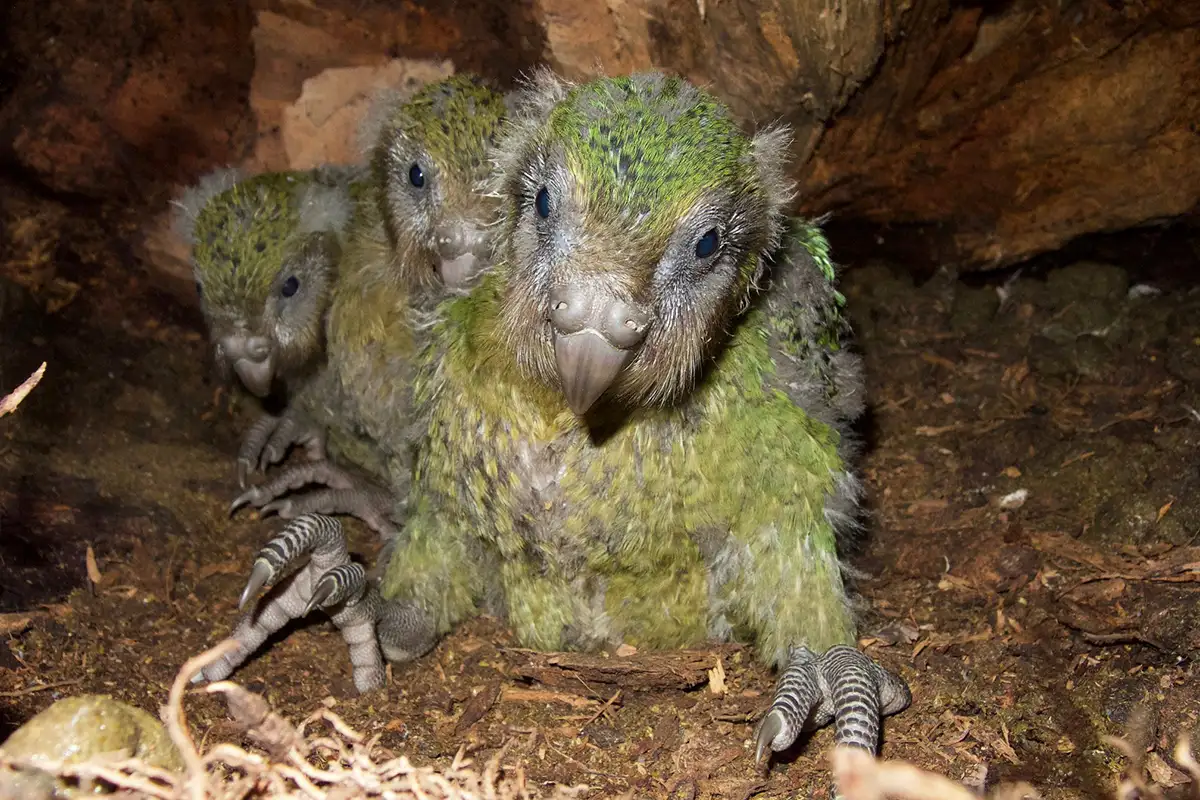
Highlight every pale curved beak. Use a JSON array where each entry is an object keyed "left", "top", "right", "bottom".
[
  {"left": 219, "top": 334, "right": 275, "bottom": 398},
  {"left": 232, "top": 356, "right": 275, "bottom": 398},
  {"left": 548, "top": 284, "right": 650, "bottom": 415},
  {"left": 439, "top": 252, "right": 481, "bottom": 287},
  {"left": 553, "top": 331, "right": 634, "bottom": 416},
  {"left": 435, "top": 221, "right": 490, "bottom": 288}
]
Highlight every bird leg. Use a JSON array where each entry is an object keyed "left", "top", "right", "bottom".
[
  {"left": 193, "top": 514, "right": 388, "bottom": 692},
  {"left": 230, "top": 460, "right": 399, "bottom": 541},
  {"left": 236, "top": 408, "right": 327, "bottom": 488},
  {"left": 755, "top": 644, "right": 910, "bottom": 786},
  {"left": 194, "top": 513, "right": 438, "bottom": 693}
]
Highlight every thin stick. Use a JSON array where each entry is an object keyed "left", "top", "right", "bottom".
[
  {"left": 577, "top": 690, "right": 621, "bottom": 735},
  {"left": 165, "top": 639, "right": 240, "bottom": 800},
  {"left": 0, "top": 678, "right": 82, "bottom": 698}
]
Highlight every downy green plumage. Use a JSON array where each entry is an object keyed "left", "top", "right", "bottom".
[{"left": 175, "top": 167, "right": 362, "bottom": 399}]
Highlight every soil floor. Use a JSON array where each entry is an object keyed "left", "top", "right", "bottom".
[{"left": 1, "top": 187, "right": 1199, "bottom": 799}]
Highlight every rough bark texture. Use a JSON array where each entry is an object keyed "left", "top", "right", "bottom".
[
  {"left": 510, "top": 646, "right": 742, "bottom": 696},
  {"left": 1, "top": 0, "right": 1197, "bottom": 275}
]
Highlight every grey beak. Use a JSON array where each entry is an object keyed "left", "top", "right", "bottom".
[
  {"left": 233, "top": 356, "right": 274, "bottom": 398},
  {"left": 435, "top": 221, "right": 489, "bottom": 287},
  {"left": 220, "top": 333, "right": 274, "bottom": 397},
  {"left": 438, "top": 252, "right": 481, "bottom": 287},
  {"left": 553, "top": 329, "right": 634, "bottom": 415}
]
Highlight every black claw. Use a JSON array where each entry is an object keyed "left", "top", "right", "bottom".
[
  {"left": 239, "top": 559, "right": 273, "bottom": 611},
  {"left": 303, "top": 563, "right": 365, "bottom": 616}
]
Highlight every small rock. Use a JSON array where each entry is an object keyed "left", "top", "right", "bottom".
[{"left": 0, "top": 695, "right": 183, "bottom": 798}]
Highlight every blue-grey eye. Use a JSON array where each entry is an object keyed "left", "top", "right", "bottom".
[
  {"left": 695, "top": 228, "right": 720, "bottom": 258},
  {"left": 281, "top": 276, "right": 300, "bottom": 298},
  {"left": 535, "top": 186, "right": 550, "bottom": 219},
  {"left": 408, "top": 163, "right": 425, "bottom": 188}
]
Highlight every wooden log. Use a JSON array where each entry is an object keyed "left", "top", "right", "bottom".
[{"left": 508, "top": 645, "right": 742, "bottom": 696}]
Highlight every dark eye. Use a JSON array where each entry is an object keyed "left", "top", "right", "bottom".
[
  {"left": 408, "top": 163, "right": 425, "bottom": 189},
  {"left": 695, "top": 228, "right": 720, "bottom": 259},
  {"left": 281, "top": 276, "right": 300, "bottom": 298},
  {"left": 194, "top": 281, "right": 203, "bottom": 298},
  {"left": 535, "top": 186, "right": 550, "bottom": 219}
]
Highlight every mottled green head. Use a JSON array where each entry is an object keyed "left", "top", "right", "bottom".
[
  {"left": 492, "top": 71, "right": 795, "bottom": 414},
  {"left": 173, "top": 167, "right": 358, "bottom": 397},
  {"left": 369, "top": 73, "right": 510, "bottom": 288}
]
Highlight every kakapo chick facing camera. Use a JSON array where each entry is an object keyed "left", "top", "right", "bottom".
[
  {"left": 173, "top": 166, "right": 364, "bottom": 488},
  {"left": 194, "top": 70, "right": 911, "bottom": 795}
]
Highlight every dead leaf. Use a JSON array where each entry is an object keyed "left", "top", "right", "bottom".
[
  {"left": 1146, "top": 751, "right": 1186, "bottom": 786},
  {"left": 455, "top": 682, "right": 500, "bottom": 733},
  {"left": 615, "top": 643, "right": 638, "bottom": 657}
]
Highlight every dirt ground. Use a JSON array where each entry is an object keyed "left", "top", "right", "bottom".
[{"left": 1, "top": 181, "right": 1199, "bottom": 799}]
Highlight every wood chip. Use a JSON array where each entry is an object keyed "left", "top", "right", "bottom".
[
  {"left": 86, "top": 545, "right": 103, "bottom": 586},
  {"left": 205, "top": 680, "right": 301, "bottom": 761},
  {"left": 499, "top": 687, "right": 600, "bottom": 708},
  {"left": 707, "top": 658, "right": 727, "bottom": 695}
]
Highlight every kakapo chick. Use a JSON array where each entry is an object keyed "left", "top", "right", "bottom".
[
  {"left": 174, "top": 167, "right": 364, "bottom": 488},
  {"left": 197, "top": 71, "right": 911, "bottom": 769},
  {"left": 225, "top": 74, "right": 512, "bottom": 534}
]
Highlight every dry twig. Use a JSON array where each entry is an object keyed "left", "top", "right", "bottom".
[{"left": 0, "top": 362, "right": 45, "bottom": 419}]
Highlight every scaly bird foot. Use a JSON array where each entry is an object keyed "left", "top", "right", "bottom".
[
  {"left": 229, "top": 461, "right": 399, "bottom": 541},
  {"left": 193, "top": 513, "right": 388, "bottom": 693},
  {"left": 236, "top": 409, "right": 327, "bottom": 488},
  {"left": 755, "top": 645, "right": 910, "bottom": 782}
]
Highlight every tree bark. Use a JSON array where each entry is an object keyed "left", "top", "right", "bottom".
[{"left": 2, "top": 0, "right": 1197, "bottom": 272}]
